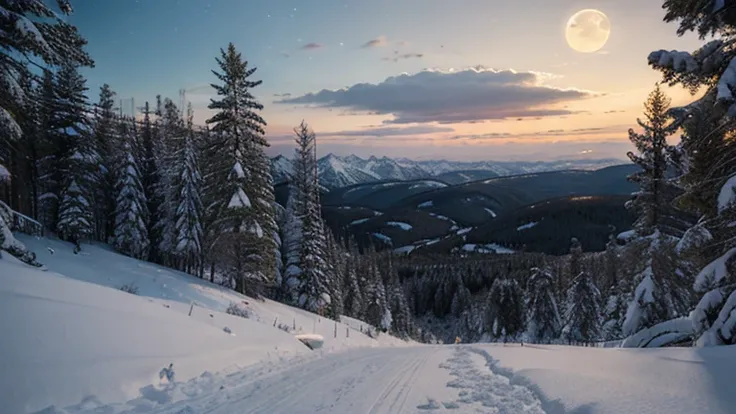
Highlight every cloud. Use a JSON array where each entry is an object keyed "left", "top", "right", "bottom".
[
  {"left": 362, "top": 35, "right": 389, "bottom": 48},
  {"left": 273, "top": 93, "right": 292, "bottom": 98},
  {"left": 603, "top": 109, "right": 625, "bottom": 114},
  {"left": 320, "top": 125, "right": 454, "bottom": 137},
  {"left": 301, "top": 42, "right": 323, "bottom": 50},
  {"left": 449, "top": 125, "right": 626, "bottom": 141},
  {"left": 275, "top": 66, "right": 599, "bottom": 124},
  {"left": 382, "top": 53, "right": 424, "bottom": 62}
]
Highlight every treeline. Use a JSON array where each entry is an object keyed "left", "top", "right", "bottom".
[{"left": 395, "top": 237, "right": 632, "bottom": 345}]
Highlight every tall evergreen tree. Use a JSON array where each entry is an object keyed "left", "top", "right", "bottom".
[
  {"left": 92, "top": 84, "right": 118, "bottom": 241},
  {"left": 487, "top": 278, "right": 525, "bottom": 341},
  {"left": 173, "top": 104, "right": 203, "bottom": 274},
  {"left": 0, "top": 0, "right": 93, "bottom": 199},
  {"left": 154, "top": 98, "right": 184, "bottom": 266},
  {"left": 343, "top": 251, "right": 364, "bottom": 319},
  {"left": 626, "top": 84, "right": 685, "bottom": 237},
  {"left": 364, "top": 259, "right": 392, "bottom": 331},
  {"left": 36, "top": 69, "right": 62, "bottom": 231},
  {"left": 285, "top": 121, "right": 332, "bottom": 312},
  {"left": 54, "top": 64, "right": 96, "bottom": 246},
  {"left": 389, "top": 275, "right": 413, "bottom": 338},
  {"left": 526, "top": 267, "right": 562, "bottom": 343},
  {"left": 564, "top": 271, "right": 602, "bottom": 344},
  {"left": 112, "top": 118, "right": 149, "bottom": 259},
  {"left": 205, "top": 43, "right": 276, "bottom": 295},
  {"left": 139, "top": 101, "right": 160, "bottom": 260},
  {"left": 451, "top": 274, "right": 472, "bottom": 317},
  {"left": 650, "top": 0, "right": 736, "bottom": 346}
]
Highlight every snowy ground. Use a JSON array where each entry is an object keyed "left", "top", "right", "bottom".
[{"left": 4, "top": 234, "right": 736, "bottom": 414}]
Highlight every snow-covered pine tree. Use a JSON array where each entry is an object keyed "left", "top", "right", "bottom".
[
  {"left": 564, "top": 271, "right": 601, "bottom": 344},
  {"left": 54, "top": 64, "right": 97, "bottom": 246},
  {"left": 112, "top": 117, "right": 149, "bottom": 259},
  {"left": 139, "top": 101, "right": 161, "bottom": 261},
  {"left": 324, "top": 228, "right": 345, "bottom": 319},
  {"left": 526, "top": 267, "right": 562, "bottom": 344},
  {"left": 35, "top": 70, "right": 63, "bottom": 231},
  {"left": 645, "top": 2, "right": 736, "bottom": 345},
  {"left": 153, "top": 98, "right": 184, "bottom": 266},
  {"left": 451, "top": 274, "right": 471, "bottom": 317},
  {"left": 281, "top": 180, "right": 303, "bottom": 303},
  {"left": 5, "top": 65, "right": 41, "bottom": 219},
  {"left": 364, "top": 259, "right": 392, "bottom": 332},
  {"left": 601, "top": 234, "right": 628, "bottom": 340},
  {"left": 172, "top": 104, "right": 203, "bottom": 274},
  {"left": 433, "top": 267, "right": 455, "bottom": 317},
  {"left": 388, "top": 275, "right": 413, "bottom": 339},
  {"left": 205, "top": 43, "right": 276, "bottom": 295},
  {"left": 287, "top": 121, "right": 332, "bottom": 312},
  {"left": 626, "top": 84, "right": 687, "bottom": 237},
  {"left": 486, "top": 278, "right": 525, "bottom": 342},
  {"left": 0, "top": 0, "right": 92, "bottom": 204},
  {"left": 91, "top": 84, "right": 118, "bottom": 241},
  {"left": 622, "top": 231, "right": 691, "bottom": 337},
  {"left": 343, "top": 250, "right": 364, "bottom": 319}
]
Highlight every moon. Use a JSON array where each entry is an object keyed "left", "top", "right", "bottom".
[{"left": 565, "top": 9, "right": 611, "bottom": 53}]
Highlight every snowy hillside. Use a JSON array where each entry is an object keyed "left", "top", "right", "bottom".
[
  {"left": 3, "top": 235, "right": 407, "bottom": 413},
  {"left": 4, "top": 235, "right": 736, "bottom": 413},
  {"left": 271, "top": 153, "right": 628, "bottom": 189}
]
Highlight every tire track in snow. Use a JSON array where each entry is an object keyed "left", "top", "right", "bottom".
[{"left": 366, "top": 351, "right": 427, "bottom": 413}]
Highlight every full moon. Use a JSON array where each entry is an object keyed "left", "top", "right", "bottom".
[{"left": 565, "top": 9, "right": 611, "bottom": 53}]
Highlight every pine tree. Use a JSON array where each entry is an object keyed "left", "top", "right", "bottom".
[
  {"left": 282, "top": 182, "right": 303, "bottom": 302},
  {"left": 626, "top": 84, "right": 686, "bottom": 237},
  {"left": 205, "top": 43, "right": 276, "bottom": 295},
  {"left": 389, "top": 276, "right": 412, "bottom": 338},
  {"left": 526, "top": 267, "right": 562, "bottom": 343},
  {"left": 286, "top": 121, "right": 331, "bottom": 312},
  {"left": 36, "top": 69, "right": 63, "bottom": 231},
  {"left": 451, "top": 274, "right": 472, "bottom": 317},
  {"left": 173, "top": 104, "right": 203, "bottom": 274},
  {"left": 153, "top": 98, "right": 184, "bottom": 266},
  {"left": 112, "top": 118, "right": 149, "bottom": 259},
  {"left": 324, "top": 229, "right": 344, "bottom": 318},
  {"left": 0, "top": 0, "right": 93, "bottom": 191},
  {"left": 91, "top": 84, "right": 118, "bottom": 241},
  {"left": 139, "top": 101, "right": 160, "bottom": 260},
  {"left": 343, "top": 251, "right": 364, "bottom": 319},
  {"left": 647, "top": 3, "right": 736, "bottom": 345},
  {"left": 364, "top": 259, "right": 391, "bottom": 331},
  {"left": 52, "top": 64, "right": 96, "bottom": 245},
  {"left": 487, "top": 278, "right": 525, "bottom": 341},
  {"left": 564, "top": 271, "right": 602, "bottom": 344}
]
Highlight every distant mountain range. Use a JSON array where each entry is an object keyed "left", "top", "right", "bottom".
[{"left": 271, "top": 153, "right": 629, "bottom": 189}]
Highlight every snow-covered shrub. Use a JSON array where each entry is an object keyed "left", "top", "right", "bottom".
[
  {"left": 621, "top": 317, "right": 694, "bottom": 348},
  {"left": 226, "top": 302, "right": 250, "bottom": 319},
  {"left": 0, "top": 202, "right": 42, "bottom": 267},
  {"left": 119, "top": 283, "right": 139, "bottom": 295}
]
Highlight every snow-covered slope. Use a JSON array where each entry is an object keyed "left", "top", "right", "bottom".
[
  {"left": 7, "top": 235, "right": 736, "bottom": 414},
  {"left": 271, "top": 154, "right": 628, "bottom": 189},
  {"left": 4, "top": 235, "right": 407, "bottom": 413},
  {"left": 473, "top": 343, "right": 736, "bottom": 414}
]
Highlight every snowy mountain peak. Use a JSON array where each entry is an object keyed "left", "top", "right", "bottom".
[{"left": 272, "top": 154, "right": 627, "bottom": 190}]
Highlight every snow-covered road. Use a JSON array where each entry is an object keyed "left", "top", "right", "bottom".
[{"left": 109, "top": 345, "right": 546, "bottom": 414}]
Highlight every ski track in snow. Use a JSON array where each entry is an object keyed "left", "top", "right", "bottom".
[{"left": 59, "top": 346, "right": 553, "bottom": 414}]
